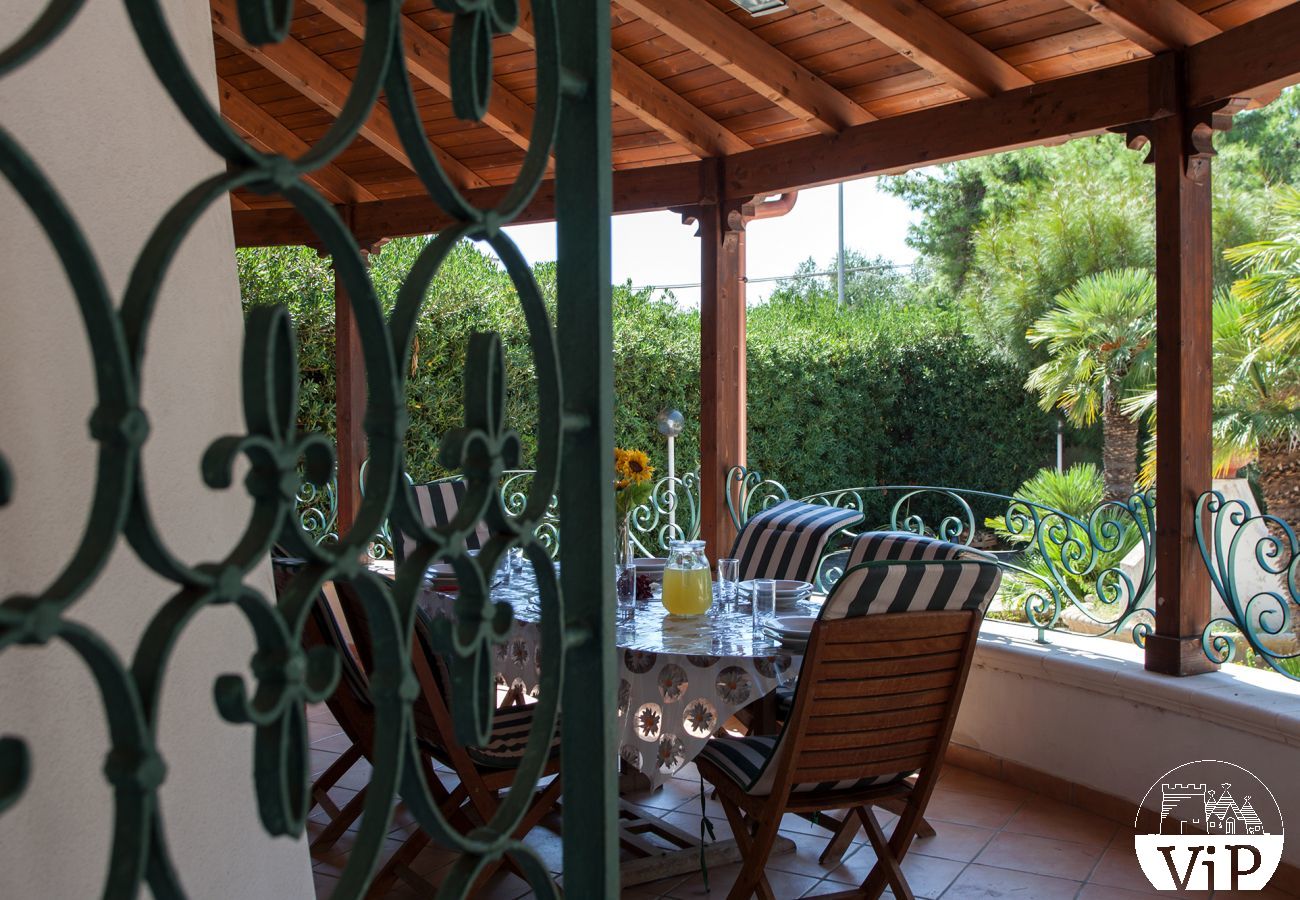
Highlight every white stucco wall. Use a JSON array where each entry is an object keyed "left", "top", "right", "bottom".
[
  {"left": 955, "top": 622, "right": 1300, "bottom": 866},
  {"left": 0, "top": 0, "right": 313, "bottom": 896}
]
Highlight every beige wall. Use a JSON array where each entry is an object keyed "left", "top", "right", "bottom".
[{"left": 0, "top": 0, "right": 313, "bottom": 896}]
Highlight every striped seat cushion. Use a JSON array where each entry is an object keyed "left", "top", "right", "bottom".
[
  {"left": 730, "top": 500, "right": 863, "bottom": 584},
  {"left": 463, "top": 705, "right": 562, "bottom": 769},
  {"left": 697, "top": 734, "right": 910, "bottom": 797},
  {"left": 397, "top": 478, "right": 492, "bottom": 563},
  {"left": 822, "top": 555, "right": 1001, "bottom": 620},
  {"left": 845, "top": 531, "right": 968, "bottom": 567}
]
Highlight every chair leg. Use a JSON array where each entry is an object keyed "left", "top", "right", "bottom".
[
  {"left": 724, "top": 804, "right": 780, "bottom": 900},
  {"left": 311, "top": 743, "right": 362, "bottom": 818},
  {"left": 817, "top": 811, "right": 859, "bottom": 865},
  {"left": 857, "top": 806, "right": 915, "bottom": 900},
  {"left": 312, "top": 784, "right": 368, "bottom": 853},
  {"left": 876, "top": 796, "right": 936, "bottom": 838}
]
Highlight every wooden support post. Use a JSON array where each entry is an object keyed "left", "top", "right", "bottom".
[
  {"left": 683, "top": 174, "right": 749, "bottom": 559},
  {"left": 333, "top": 248, "right": 369, "bottom": 536},
  {"left": 1133, "top": 95, "right": 1243, "bottom": 675}
]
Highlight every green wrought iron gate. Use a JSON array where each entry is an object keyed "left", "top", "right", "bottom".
[{"left": 0, "top": 0, "right": 616, "bottom": 895}]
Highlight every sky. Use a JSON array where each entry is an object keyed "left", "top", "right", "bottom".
[{"left": 500, "top": 175, "right": 922, "bottom": 307}]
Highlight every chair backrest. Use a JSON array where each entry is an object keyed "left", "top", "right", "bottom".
[
  {"left": 728, "top": 499, "right": 863, "bottom": 583},
  {"left": 843, "top": 530, "right": 969, "bottom": 567},
  {"left": 272, "top": 562, "right": 374, "bottom": 751},
  {"left": 395, "top": 477, "right": 492, "bottom": 564},
  {"left": 754, "top": 538, "right": 1001, "bottom": 796}
]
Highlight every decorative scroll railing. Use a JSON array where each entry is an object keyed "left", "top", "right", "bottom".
[
  {"left": 729, "top": 466, "right": 1300, "bottom": 681},
  {"left": 0, "top": 0, "right": 615, "bottom": 896},
  {"left": 1197, "top": 491, "right": 1300, "bottom": 679},
  {"left": 299, "top": 467, "right": 700, "bottom": 560},
  {"left": 726, "top": 466, "right": 1159, "bottom": 645}
]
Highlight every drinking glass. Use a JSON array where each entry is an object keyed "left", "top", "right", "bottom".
[
  {"left": 616, "top": 559, "right": 636, "bottom": 623},
  {"left": 717, "top": 558, "right": 740, "bottom": 611},
  {"left": 752, "top": 579, "right": 776, "bottom": 629}
]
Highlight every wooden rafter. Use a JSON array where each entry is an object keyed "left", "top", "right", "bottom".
[
  {"left": 615, "top": 0, "right": 873, "bottom": 136},
  {"left": 819, "top": 0, "right": 1030, "bottom": 98},
  {"left": 218, "top": 77, "right": 377, "bottom": 204},
  {"left": 1061, "top": 0, "right": 1220, "bottom": 54},
  {"left": 307, "top": 0, "right": 535, "bottom": 151},
  {"left": 210, "top": 0, "right": 488, "bottom": 190},
  {"left": 513, "top": 8, "right": 749, "bottom": 157}
]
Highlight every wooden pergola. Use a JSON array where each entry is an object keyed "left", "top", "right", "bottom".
[{"left": 221, "top": 0, "right": 1300, "bottom": 677}]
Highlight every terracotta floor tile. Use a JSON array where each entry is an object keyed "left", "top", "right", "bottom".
[
  {"left": 1088, "top": 842, "right": 1152, "bottom": 890},
  {"left": 666, "top": 860, "right": 822, "bottom": 898},
  {"left": 763, "top": 828, "right": 850, "bottom": 880},
  {"left": 910, "top": 820, "right": 998, "bottom": 863},
  {"left": 926, "top": 788, "right": 1024, "bottom": 830},
  {"left": 1002, "top": 795, "right": 1119, "bottom": 848},
  {"left": 974, "top": 830, "right": 1104, "bottom": 881},
  {"left": 308, "top": 719, "right": 345, "bottom": 742},
  {"left": 312, "top": 730, "right": 356, "bottom": 753},
  {"left": 821, "top": 843, "right": 963, "bottom": 897},
  {"left": 941, "top": 863, "right": 1082, "bottom": 900},
  {"left": 1077, "top": 884, "right": 1167, "bottom": 900}
]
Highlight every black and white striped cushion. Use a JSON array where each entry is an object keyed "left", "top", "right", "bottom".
[
  {"left": 697, "top": 734, "right": 908, "bottom": 796},
  {"left": 826, "top": 533, "right": 998, "bottom": 619},
  {"left": 729, "top": 500, "right": 863, "bottom": 583},
  {"left": 844, "top": 530, "right": 968, "bottom": 567},
  {"left": 397, "top": 478, "right": 492, "bottom": 563},
  {"left": 464, "top": 705, "right": 562, "bottom": 769}
]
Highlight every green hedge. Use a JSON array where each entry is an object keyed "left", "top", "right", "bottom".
[{"left": 238, "top": 239, "right": 1053, "bottom": 522}]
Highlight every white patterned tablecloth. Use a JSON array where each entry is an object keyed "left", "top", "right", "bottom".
[{"left": 381, "top": 560, "right": 814, "bottom": 789}]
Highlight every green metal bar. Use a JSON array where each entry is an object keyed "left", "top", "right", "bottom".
[{"left": 555, "top": 0, "right": 618, "bottom": 889}]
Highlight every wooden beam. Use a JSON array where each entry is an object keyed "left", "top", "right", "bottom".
[
  {"left": 615, "top": 0, "right": 873, "bottom": 135},
  {"left": 333, "top": 248, "right": 369, "bottom": 537},
  {"left": 306, "top": 0, "right": 536, "bottom": 151},
  {"left": 1144, "top": 108, "right": 1217, "bottom": 677},
  {"left": 726, "top": 54, "right": 1177, "bottom": 198},
  {"left": 685, "top": 164, "right": 747, "bottom": 559},
  {"left": 210, "top": 0, "right": 488, "bottom": 190},
  {"left": 1061, "top": 0, "right": 1219, "bottom": 54},
  {"left": 217, "top": 77, "right": 377, "bottom": 204},
  {"left": 230, "top": 193, "right": 251, "bottom": 211},
  {"left": 1186, "top": 1, "right": 1300, "bottom": 108},
  {"left": 513, "top": 9, "right": 750, "bottom": 157},
  {"left": 818, "top": 0, "right": 1031, "bottom": 99},
  {"left": 231, "top": 160, "right": 706, "bottom": 246}
]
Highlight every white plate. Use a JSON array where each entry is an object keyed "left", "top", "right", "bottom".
[
  {"left": 739, "top": 579, "right": 813, "bottom": 596},
  {"left": 770, "top": 615, "right": 817, "bottom": 634},
  {"left": 633, "top": 557, "right": 666, "bottom": 569}
]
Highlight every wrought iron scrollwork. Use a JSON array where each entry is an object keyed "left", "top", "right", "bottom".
[
  {"left": 0, "top": 0, "right": 607, "bottom": 894},
  {"left": 1197, "top": 490, "right": 1300, "bottom": 678},
  {"left": 726, "top": 466, "right": 1157, "bottom": 645}
]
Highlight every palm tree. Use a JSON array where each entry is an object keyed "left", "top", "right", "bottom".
[
  {"left": 1026, "top": 268, "right": 1155, "bottom": 502},
  {"left": 1230, "top": 186, "right": 1300, "bottom": 355},
  {"left": 1210, "top": 292, "right": 1300, "bottom": 528}
]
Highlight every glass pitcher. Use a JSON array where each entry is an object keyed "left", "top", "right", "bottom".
[{"left": 662, "top": 539, "right": 713, "bottom": 616}]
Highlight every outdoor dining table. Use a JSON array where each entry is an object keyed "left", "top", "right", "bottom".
[
  {"left": 368, "top": 555, "right": 811, "bottom": 882},
  {"left": 371, "top": 556, "right": 815, "bottom": 789}
]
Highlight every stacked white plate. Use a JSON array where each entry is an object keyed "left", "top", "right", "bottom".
[
  {"left": 761, "top": 615, "right": 817, "bottom": 652},
  {"left": 738, "top": 579, "right": 814, "bottom": 610},
  {"left": 423, "top": 561, "right": 459, "bottom": 592}
]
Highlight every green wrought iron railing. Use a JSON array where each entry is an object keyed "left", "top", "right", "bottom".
[
  {"left": 728, "top": 466, "right": 1300, "bottom": 682},
  {"left": 728, "top": 466, "right": 1158, "bottom": 644},
  {"left": 0, "top": 0, "right": 617, "bottom": 896},
  {"left": 299, "top": 467, "right": 700, "bottom": 560},
  {"left": 1197, "top": 490, "right": 1300, "bottom": 679}
]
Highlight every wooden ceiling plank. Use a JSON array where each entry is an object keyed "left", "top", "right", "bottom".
[
  {"left": 210, "top": 0, "right": 488, "bottom": 190},
  {"left": 817, "top": 0, "right": 1032, "bottom": 98},
  {"left": 218, "top": 77, "right": 377, "bottom": 204},
  {"left": 305, "top": 0, "right": 536, "bottom": 151},
  {"left": 614, "top": 0, "right": 874, "bottom": 135},
  {"left": 1186, "top": 0, "right": 1300, "bottom": 106},
  {"left": 1060, "top": 0, "right": 1220, "bottom": 53},
  {"left": 514, "top": 9, "right": 751, "bottom": 157}
]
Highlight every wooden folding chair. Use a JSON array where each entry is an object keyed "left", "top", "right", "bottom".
[
  {"left": 696, "top": 549, "right": 1001, "bottom": 900},
  {"left": 327, "top": 581, "right": 563, "bottom": 897}
]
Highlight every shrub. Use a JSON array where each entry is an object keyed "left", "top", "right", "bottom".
[{"left": 238, "top": 238, "right": 1053, "bottom": 513}]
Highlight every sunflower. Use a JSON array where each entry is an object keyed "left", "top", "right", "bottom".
[{"left": 617, "top": 448, "right": 654, "bottom": 485}]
